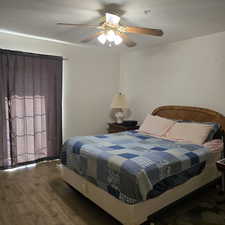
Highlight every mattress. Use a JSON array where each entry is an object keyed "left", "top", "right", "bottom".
[{"left": 61, "top": 131, "right": 223, "bottom": 204}]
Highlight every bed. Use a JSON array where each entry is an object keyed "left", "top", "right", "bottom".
[{"left": 61, "top": 106, "right": 225, "bottom": 225}]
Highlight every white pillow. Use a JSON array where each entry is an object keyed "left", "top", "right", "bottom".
[
  {"left": 139, "top": 114, "right": 175, "bottom": 136},
  {"left": 166, "top": 122, "right": 213, "bottom": 145}
]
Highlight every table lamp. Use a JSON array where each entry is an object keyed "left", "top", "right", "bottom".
[{"left": 110, "top": 93, "right": 128, "bottom": 124}]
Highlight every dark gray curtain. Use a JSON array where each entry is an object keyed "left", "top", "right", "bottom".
[{"left": 0, "top": 49, "right": 62, "bottom": 169}]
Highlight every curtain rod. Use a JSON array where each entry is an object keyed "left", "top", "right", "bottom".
[{"left": 0, "top": 48, "right": 69, "bottom": 61}]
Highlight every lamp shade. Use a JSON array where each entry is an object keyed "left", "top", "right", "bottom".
[{"left": 111, "top": 93, "right": 128, "bottom": 109}]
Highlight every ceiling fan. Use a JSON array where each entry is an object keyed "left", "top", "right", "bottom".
[{"left": 57, "top": 13, "right": 163, "bottom": 47}]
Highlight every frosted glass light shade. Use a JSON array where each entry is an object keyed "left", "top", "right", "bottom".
[
  {"left": 114, "top": 35, "right": 122, "bottom": 45},
  {"left": 97, "top": 30, "right": 123, "bottom": 46},
  {"left": 97, "top": 34, "right": 106, "bottom": 44},
  {"left": 111, "top": 93, "right": 128, "bottom": 109},
  {"left": 106, "top": 30, "right": 115, "bottom": 42},
  {"left": 106, "top": 13, "right": 121, "bottom": 25}
]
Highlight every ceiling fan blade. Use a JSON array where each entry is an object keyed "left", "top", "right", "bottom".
[
  {"left": 124, "top": 26, "right": 163, "bottom": 36},
  {"left": 80, "top": 32, "right": 103, "bottom": 43},
  {"left": 56, "top": 23, "right": 99, "bottom": 28},
  {"left": 118, "top": 33, "right": 136, "bottom": 47}
]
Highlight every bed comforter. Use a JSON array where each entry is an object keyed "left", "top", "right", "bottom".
[{"left": 61, "top": 130, "right": 210, "bottom": 204}]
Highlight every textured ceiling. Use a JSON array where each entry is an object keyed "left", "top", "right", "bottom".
[{"left": 1, "top": 0, "right": 225, "bottom": 49}]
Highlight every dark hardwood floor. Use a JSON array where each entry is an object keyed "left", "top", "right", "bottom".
[{"left": 0, "top": 161, "right": 225, "bottom": 225}]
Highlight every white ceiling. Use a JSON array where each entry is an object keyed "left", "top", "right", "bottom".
[{"left": 1, "top": 0, "right": 225, "bottom": 49}]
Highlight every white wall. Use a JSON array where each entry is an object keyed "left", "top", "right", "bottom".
[
  {"left": 120, "top": 31, "right": 225, "bottom": 123},
  {"left": 2, "top": 30, "right": 225, "bottom": 139},
  {"left": 0, "top": 33, "right": 120, "bottom": 140}
]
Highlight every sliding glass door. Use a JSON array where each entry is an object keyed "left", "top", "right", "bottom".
[{"left": 0, "top": 49, "right": 62, "bottom": 169}]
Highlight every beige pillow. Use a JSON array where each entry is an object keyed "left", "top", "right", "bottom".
[
  {"left": 139, "top": 114, "right": 175, "bottom": 136},
  {"left": 166, "top": 122, "right": 213, "bottom": 145}
]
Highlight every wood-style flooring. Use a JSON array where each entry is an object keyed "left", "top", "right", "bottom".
[
  {"left": 0, "top": 161, "right": 225, "bottom": 225},
  {"left": 0, "top": 161, "right": 120, "bottom": 225}
]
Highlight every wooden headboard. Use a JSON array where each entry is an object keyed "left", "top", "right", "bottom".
[{"left": 152, "top": 105, "right": 225, "bottom": 131}]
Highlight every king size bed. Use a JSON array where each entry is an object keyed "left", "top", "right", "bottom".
[{"left": 61, "top": 106, "right": 225, "bottom": 225}]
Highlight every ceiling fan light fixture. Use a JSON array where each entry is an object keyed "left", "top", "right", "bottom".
[
  {"left": 114, "top": 34, "right": 122, "bottom": 45},
  {"left": 106, "top": 13, "right": 120, "bottom": 25},
  {"left": 106, "top": 30, "right": 115, "bottom": 42},
  {"left": 97, "top": 33, "right": 106, "bottom": 44},
  {"left": 97, "top": 30, "right": 123, "bottom": 46}
]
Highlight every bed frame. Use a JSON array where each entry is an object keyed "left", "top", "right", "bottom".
[{"left": 61, "top": 105, "right": 225, "bottom": 225}]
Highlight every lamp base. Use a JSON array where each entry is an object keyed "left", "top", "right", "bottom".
[{"left": 115, "top": 111, "right": 124, "bottom": 124}]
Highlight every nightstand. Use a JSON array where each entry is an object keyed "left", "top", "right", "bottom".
[
  {"left": 108, "top": 122, "right": 139, "bottom": 133},
  {"left": 216, "top": 158, "right": 225, "bottom": 193},
  {"left": 216, "top": 158, "right": 225, "bottom": 204}
]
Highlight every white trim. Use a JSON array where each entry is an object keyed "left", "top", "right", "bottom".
[{"left": 0, "top": 29, "right": 76, "bottom": 46}]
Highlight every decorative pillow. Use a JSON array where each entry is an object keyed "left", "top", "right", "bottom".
[
  {"left": 139, "top": 114, "right": 175, "bottom": 136},
  {"left": 203, "top": 139, "right": 224, "bottom": 152},
  {"left": 202, "top": 123, "right": 220, "bottom": 141},
  {"left": 177, "top": 120, "right": 220, "bottom": 142},
  {"left": 166, "top": 122, "right": 213, "bottom": 145}
]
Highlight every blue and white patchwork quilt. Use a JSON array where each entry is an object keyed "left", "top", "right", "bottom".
[{"left": 61, "top": 131, "right": 210, "bottom": 204}]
